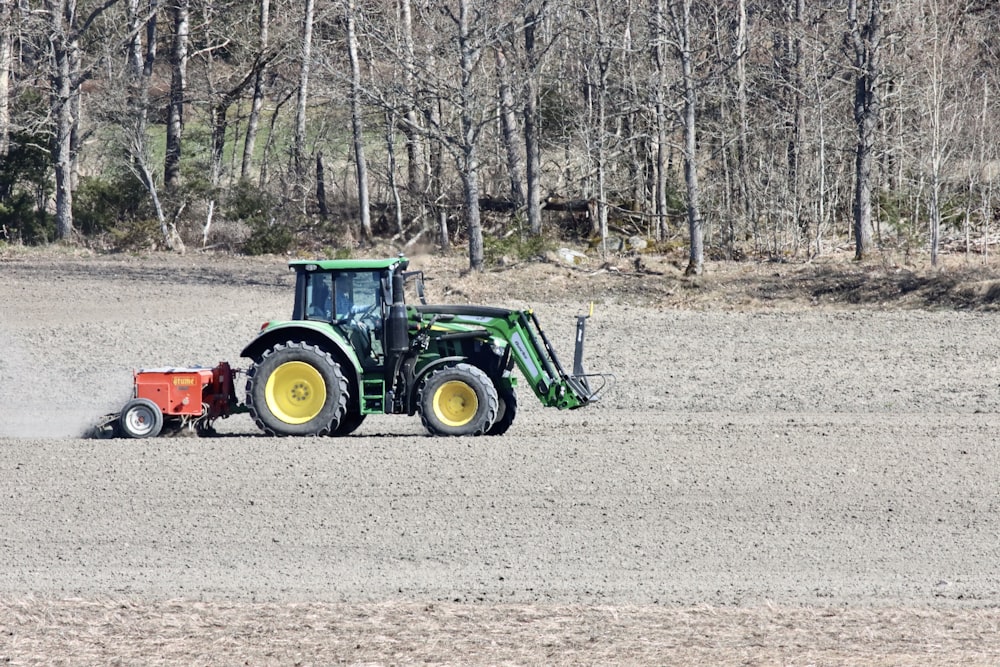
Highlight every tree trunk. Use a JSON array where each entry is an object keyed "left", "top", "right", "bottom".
[
  {"left": 260, "top": 89, "right": 294, "bottom": 189},
  {"left": 68, "top": 18, "right": 82, "bottom": 193},
  {"left": 293, "top": 0, "right": 315, "bottom": 207},
  {"left": 458, "top": 0, "right": 484, "bottom": 270},
  {"left": 46, "top": 0, "right": 75, "bottom": 240},
  {"left": 669, "top": 0, "right": 704, "bottom": 275},
  {"left": 848, "top": 0, "right": 882, "bottom": 260},
  {"left": 384, "top": 109, "right": 404, "bottom": 235},
  {"left": 346, "top": 0, "right": 372, "bottom": 240},
  {"left": 210, "top": 100, "right": 227, "bottom": 187},
  {"left": 650, "top": 0, "right": 669, "bottom": 241},
  {"left": 814, "top": 63, "right": 828, "bottom": 256},
  {"left": 241, "top": 0, "right": 270, "bottom": 180},
  {"left": 495, "top": 45, "right": 526, "bottom": 212},
  {"left": 923, "top": 0, "right": 959, "bottom": 268},
  {"left": 583, "top": 0, "right": 611, "bottom": 244},
  {"left": 977, "top": 76, "right": 992, "bottom": 260},
  {"left": 0, "top": 0, "right": 12, "bottom": 157},
  {"left": 164, "top": 0, "right": 188, "bottom": 191},
  {"left": 787, "top": 0, "right": 805, "bottom": 243},
  {"left": 523, "top": 5, "right": 543, "bottom": 236},
  {"left": 620, "top": 10, "right": 644, "bottom": 216},
  {"left": 399, "top": 0, "right": 426, "bottom": 203},
  {"left": 928, "top": 4, "right": 942, "bottom": 267},
  {"left": 461, "top": 150, "right": 484, "bottom": 270},
  {"left": 735, "top": 0, "right": 752, "bottom": 249},
  {"left": 316, "top": 150, "right": 329, "bottom": 218},
  {"left": 427, "top": 97, "right": 448, "bottom": 250}
]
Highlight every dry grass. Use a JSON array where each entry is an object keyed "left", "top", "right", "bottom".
[
  {"left": 413, "top": 245, "right": 1000, "bottom": 314},
  {"left": 3, "top": 598, "right": 1000, "bottom": 665}
]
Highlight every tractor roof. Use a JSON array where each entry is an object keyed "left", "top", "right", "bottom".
[{"left": 288, "top": 257, "right": 407, "bottom": 272}]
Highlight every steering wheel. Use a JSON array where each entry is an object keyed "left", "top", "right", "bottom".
[
  {"left": 338, "top": 302, "right": 378, "bottom": 329},
  {"left": 355, "top": 302, "right": 379, "bottom": 326}
]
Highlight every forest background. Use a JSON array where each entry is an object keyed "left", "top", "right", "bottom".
[{"left": 1, "top": 0, "right": 997, "bottom": 274}]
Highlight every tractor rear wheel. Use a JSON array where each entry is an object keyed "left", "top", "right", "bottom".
[
  {"left": 487, "top": 387, "right": 517, "bottom": 436},
  {"left": 119, "top": 398, "right": 163, "bottom": 439},
  {"left": 331, "top": 410, "right": 366, "bottom": 436},
  {"left": 419, "top": 363, "right": 498, "bottom": 437},
  {"left": 246, "top": 341, "right": 348, "bottom": 436}
]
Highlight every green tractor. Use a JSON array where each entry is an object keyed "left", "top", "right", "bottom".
[{"left": 240, "top": 256, "right": 609, "bottom": 437}]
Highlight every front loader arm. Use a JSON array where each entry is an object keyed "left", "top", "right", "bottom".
[
  {"left": 506, "top": 309, "right": 601, "bottom": 409},
  {"left": 414, "top": 305, "right": 609, "bottom": 410}
]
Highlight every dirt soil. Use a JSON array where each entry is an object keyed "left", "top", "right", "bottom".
[{"left": 3, "top": 245, "right": 1000, "bottom": 665}]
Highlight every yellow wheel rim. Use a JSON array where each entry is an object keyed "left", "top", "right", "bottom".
[
  {"left": 265, "top": 361, "right": 327, "bottom": 424},
  {"left": 432, "top": 380, "right": 478, "bottom": 427}
]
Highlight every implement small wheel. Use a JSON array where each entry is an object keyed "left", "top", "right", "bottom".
[
  {"left": 419, "top": 363, "right": 498, "bottom": 437},
  {"left": 246, "top": 341, "right": 348, "bottom": 436},
  {"left": 487, "top": 387, "right": 517, "bottom": 436},
  {"left": 119, "top": 398, "right": 163, "bottom": 439}
]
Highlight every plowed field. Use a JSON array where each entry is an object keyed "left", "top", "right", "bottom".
[{"left": 2, "top": 247, "right": 1000, "bottom": 665}]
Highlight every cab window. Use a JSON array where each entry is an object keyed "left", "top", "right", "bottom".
[
  {"left": 334, "top": 271, "right": 381, "bottom": 321},
  {"left": 306, "top": 273, "right": 333, "bottom": 320}
]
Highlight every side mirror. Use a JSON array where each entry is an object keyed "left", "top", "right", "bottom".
[{"left": 403, "top": 271, "right": 427, "bottom": 304}]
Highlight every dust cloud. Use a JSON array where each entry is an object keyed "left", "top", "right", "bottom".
[{"left": 0, "top": 328, "right": 128, "bottom": 438}]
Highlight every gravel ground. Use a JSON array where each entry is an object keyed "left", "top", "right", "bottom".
[{"left": 2, "top": 248, "right": 1000, "bottom": 664}]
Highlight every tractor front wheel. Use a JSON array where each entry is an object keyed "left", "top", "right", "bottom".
[
  {"left": 119, "top": 398, "right": 164, "bottom": 439},
  {"left": 246, "top": 341, "right": 348, "bottom": 436},
  {"left": 419, "top": 363, "right": 498, "bottom": 437},
  {"left": 487, "top": 386, "right": 517, "bottom": 436}
]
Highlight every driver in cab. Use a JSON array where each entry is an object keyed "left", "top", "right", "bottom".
[
  {"left": 334, "top": 274, "right": 356, "bottom": 321},
  {"left": 334, "top": 272, "right": 381, "bottom": 363}
]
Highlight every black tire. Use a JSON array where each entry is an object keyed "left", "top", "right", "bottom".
[
  {"left": 246, "top": 341, "right": 348, "bottom": 436},
  {"left": 487, "top": 386, "right": 517, "bottom": 436},
  {"left": 330, "top": 410, "right": 366, "bottom": 436},
  {"left": 418, "top": 363, "right": 498, "bottom": 437},
  {"left": 118, "top": 398, "right": 164, "bottom": 439}
]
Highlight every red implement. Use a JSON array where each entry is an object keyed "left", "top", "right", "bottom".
[
  {"left": 97, "top": 362, "right": 242, "bottom": 438},
  {"left": 133, "top": 362, "right": 236, "bottom": 418}
]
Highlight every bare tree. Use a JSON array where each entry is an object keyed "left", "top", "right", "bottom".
[
  {"left": 786, "top": 0, "right": 805, "bottom": 245},
  {"left": 396, "top": 0, "right": 426, "bottom": 205},
  {"left": 848, "top": 0, "right": 883, "bottom": 260},
  {"left": 649, "top": 0, "right": 671, "bottom": 241},
  {"left": 199, "top": 1, "right": 275, "bottom": 246},
  {"left": 426, "top": 89, "right": 449, "bottom": 250},
  {"left": 913, "top": 0, "right": 968, "bottom": 266},
  {"left": 0, "top": 0, "right": 13, "bottom": 157},
  {"left": 974, "top": 77, "right": 997, "bottom": 260},
  {"left": 43, "top": 0, "right": 122, "bottom": 240},
  {"left": 523, "top": 0, "right": 545, "bottom": 236},
  {"left": 45, "top": 0, "right": 78, "bottom": 240},
  {"left": 495, "top": 44, "right": 526, "bottom": 213},
  {"left": 667, "top": 0, "right": 704, "bottom": 275},
  {"left": 12, "top": 0, "right": 1000, "bottom": 264},
  {"left": 241, "top": 0, "right": 270, "bottom": 180},
  {"left": 122, "top": 0, "right": 182, "bottom": 250},
  {"left": 163, "top": 0, "right": 188, "bottom": 191},
  {"left": 346, "top": 0, "right": 372, "bottom": 240},
  {"left": 456, "top": 0, "right": 487, "bottom": 270},
  {"left": 734, "top": 0, "right": 751, "bottom": 248},
  {"left": 579, "top": 0, "right": 613, "bottom": 243},
  {"left": 292, "top": 0, "right": 315, "bottom": 208},
  {"left": 383, "top": 0, "right": 497, "bottom": 266}
]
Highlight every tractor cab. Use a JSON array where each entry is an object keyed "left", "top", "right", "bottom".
[{"left": 298, "top": 262, "right": 396, "bottom": 368}]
